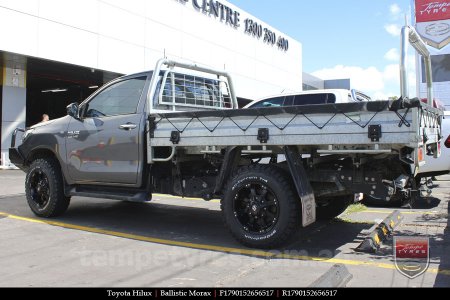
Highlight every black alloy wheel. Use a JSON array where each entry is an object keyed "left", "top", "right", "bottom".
[
  {"left": 28, "top": 169, "right": 51, "bottom": 209},
  {"left": 233, "top": 182, "right": 280, "bottom": 234}
]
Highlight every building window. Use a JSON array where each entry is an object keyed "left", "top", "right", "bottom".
[
  {"left": 421, "top": 54, "right": 450, "bottom": 83},
  {"left": 302, "top": 83, "right": 318, "bottom": 91}
]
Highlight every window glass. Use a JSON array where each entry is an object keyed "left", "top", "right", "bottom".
[
  {"left": 283, "top": 95, "right": 295, "bottom": 106},
  {"left": 294, "top": 93, "right": 336, "bottom": 105},
  {"left": 421, "top": 54, "right": 450, "bottom": 83},
  {"left": 251, "top": 97, "right": 284, "bottom": 108},
  {"left": 327, "top": 93, "right": 337, "bottom": 103},
  {"left": 85, "top": 77, "right": 146, "bottom": 117},
  {"left": 159, "top": 73, "right": 229, "bottom": 108}
]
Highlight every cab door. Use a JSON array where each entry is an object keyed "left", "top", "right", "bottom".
[{"left": 65, "top": 75, "right": 148, "bottom": 185}]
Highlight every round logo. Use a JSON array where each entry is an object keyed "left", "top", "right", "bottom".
[{"left": 425, "top": 22, "right": 450, "bottom": 36}]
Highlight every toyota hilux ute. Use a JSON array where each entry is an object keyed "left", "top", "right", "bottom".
[{"left": 8, "top": 26, "right": 443, "bottom": 248}]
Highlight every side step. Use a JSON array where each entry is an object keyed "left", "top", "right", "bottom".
[
  {"left": 68, "top": 186, "right": 151, "bottom": 203},
  {"left": 354, "top": 210, "right": 403, "bottom": 253}
]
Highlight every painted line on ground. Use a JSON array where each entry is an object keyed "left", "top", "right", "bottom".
[
  {"left": 0, "top": 193, "right": 26, "bottom": 199},
  {"left": 0, "top": 211, "right": 449, "bottom": 277}
]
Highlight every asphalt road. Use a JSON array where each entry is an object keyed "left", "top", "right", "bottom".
[{"left": 0, "top": 170, "right": 448, "bottom": 287}]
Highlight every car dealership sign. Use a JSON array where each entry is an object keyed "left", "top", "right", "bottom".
[
  {"left": 415, "top": 0, "right": 450, "bottom": 49},
  {"left": 175, "top": 0, "right": 289, "bottom": 51}
]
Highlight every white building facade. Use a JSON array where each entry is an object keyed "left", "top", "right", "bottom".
[{"left": 0, "top": 0, "right": 302, "bottom": 167}]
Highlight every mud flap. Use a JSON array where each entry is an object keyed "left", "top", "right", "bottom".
[
  {"left": 284, "top": 146, "right": 316, "bottom": 227},
  {"left": 214, "top": 146, "right": 241, "bottom": 195}
]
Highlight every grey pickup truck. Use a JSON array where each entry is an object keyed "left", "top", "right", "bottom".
[{"left": 8, "top": 28, "right": 443, "bottom": 248}]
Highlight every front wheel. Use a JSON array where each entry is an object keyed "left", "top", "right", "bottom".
[
  {"left": 221, "top": 165, "right": 301, "bottom": 249},
  {"left": 25, "top": 158, "right": 70, "bottom": 217}
]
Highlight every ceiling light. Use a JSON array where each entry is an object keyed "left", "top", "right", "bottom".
[
  {"left": 89, "top": 85, "right": 99, "bottom": 89},
  {"left": 41, "top": 88, "right": 68, "bottom": 93}
]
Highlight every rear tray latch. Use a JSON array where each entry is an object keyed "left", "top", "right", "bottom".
[
  {"left": 170, "top": 131, "right": 180, "bottom": 144},
  {"left": 257, "top": 128, "right": 269, "bottom": 143}
]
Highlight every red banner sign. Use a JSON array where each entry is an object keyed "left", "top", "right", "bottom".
[
  {"left": 395, "top": 237, "right": 429, "bottom": 259},
  {"left": 416, "top": 0, "right": 450, "bottom": 22}
]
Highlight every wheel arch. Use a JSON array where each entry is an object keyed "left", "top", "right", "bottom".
[
  {"left": 25, "top": 147, "right": 69, "bottom": 189},
  {"left": 26, "top": 147, "right": 63, "bottom": 167}
]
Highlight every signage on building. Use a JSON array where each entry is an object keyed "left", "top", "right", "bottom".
[
  {"left": 175, "top": 0, "right": 289, "bottom": 51},
  {"left": 415, "top": 0, "right": 450, "bottom": 49}
]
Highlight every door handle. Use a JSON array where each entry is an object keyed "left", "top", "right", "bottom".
[{"left": 119, "top": 123, "right": 137, "bottom": 130}]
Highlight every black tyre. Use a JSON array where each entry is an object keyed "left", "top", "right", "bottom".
[
  {"left": 316, "top": 196, "right": 352, "bottom": 220},
  {"left": 25, "top": 158, "right": 70, "bottom": 217},
  {"left": 221, "top": 164, "right": 301, "bottom": 249}
]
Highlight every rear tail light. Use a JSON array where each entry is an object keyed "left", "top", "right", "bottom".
[
  {"left": 418, "top": 147, "right": 424, "bottom": 162},
  {"left": 445, "top": 135, "right": 450, "bottom": 148}
]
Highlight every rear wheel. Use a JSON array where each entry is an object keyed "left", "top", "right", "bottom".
[
  {"left": 221, "top": 165, "right": 301, "bottom": 249},
  {"left": 316, "top": 196, "right": 352, "bottom": 220},
  {"left": 25, "top": 158, "right": 70, "bottom": 217}
]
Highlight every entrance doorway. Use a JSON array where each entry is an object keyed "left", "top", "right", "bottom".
[{"left": 26, "top": 58, "right": 121, "bottom": 126}]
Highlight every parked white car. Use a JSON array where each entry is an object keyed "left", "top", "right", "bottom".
[{"left": 244, "top": 89, "right": 371, "bottom": 108}]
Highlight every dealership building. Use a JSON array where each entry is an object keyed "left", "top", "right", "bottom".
[{"left": 0, "top": 0, "right": 348, "bottom": 167}]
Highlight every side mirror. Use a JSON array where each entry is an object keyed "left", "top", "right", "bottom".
[{"left": 66, "top": 103, "right": 80, "bottom": 120}]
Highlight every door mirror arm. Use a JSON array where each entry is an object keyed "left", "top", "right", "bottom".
[{"left": 66, "top": 103, "right": 81, "bottom": 121}]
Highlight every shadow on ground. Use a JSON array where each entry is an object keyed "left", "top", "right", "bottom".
[
  {"left": 1, "top": 195, "right": 374, "bottom": 260},
  {"left": 362, "top": 197, "right": 441, "bottom": 210}
]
